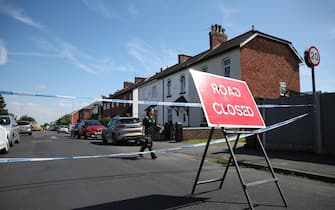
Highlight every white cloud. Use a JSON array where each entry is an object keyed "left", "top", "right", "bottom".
[
  {"left": 0, "top": 0, "right": 44, "bottom": 30},
  {"left": 7, "top": 101, "right": 60, "bottom": 124},
  {"left": 82, "top": 0, "right": 114, "bottom": 18},
  {"left": 58, "top": 100, "right": 72, "bottom": 108},
  {"left": 8, "top": 51, "right": 59, "bottom": 57},
  {"left": 33, "top": 37, "right": 138, "bottom": 75},
  {"left": 0, "top": 39, "right": 8, "bottom": 64},
  {"left": 33, "top": 38, "right": 98, "bottom": 74},
  {"left": 126, "top": 37, "right": 177, "bottom": 74}
]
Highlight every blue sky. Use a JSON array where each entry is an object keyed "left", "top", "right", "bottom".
[{"left": 0, "top": 0, "right": 334, "bottom": 124}]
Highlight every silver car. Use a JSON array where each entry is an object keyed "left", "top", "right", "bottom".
[
  {"left": 0, "top": 125, "right": 9, "bottom": 153},
  {"left": 102, "top": 117, "right": 143, "bottom": 144},
  {"left": 0, "top": 115, "right": 20, "bottom": 146},
  {"left": 17, "top": 120, "right": 32, "bottom": 135}
]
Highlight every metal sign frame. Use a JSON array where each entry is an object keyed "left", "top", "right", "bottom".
[{"left": 191, "top": 128, "right": 287, "bottom": 209}]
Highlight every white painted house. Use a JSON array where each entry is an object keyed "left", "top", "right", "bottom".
[{"left": 133, "top": 24, "right": 302, "bottom": 127}]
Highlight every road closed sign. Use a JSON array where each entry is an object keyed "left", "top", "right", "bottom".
[{"left": 190, "top": 69, "right": 265, "bottom": 128}]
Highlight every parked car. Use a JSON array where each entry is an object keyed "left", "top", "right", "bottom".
[
  {"left": 70, "top": 123, "right": 79, "bottom": 137},
  {"left": 0, "top": 115, "right": 20, "bottom": 146},
  {"left": 102, "top": 117, "right": 143, "bottom": 144},
  {"left": 17, "top": 120, "right": 32, "bottom": 135},
  {"left": 57, "top": 125, "right": 69, "bottom": 133},
  {"left": 0, "top": 125, "right": 9, "bottom": 154},
  {"left": 77, "top": 120, "right": 104, "bottom": 139}
]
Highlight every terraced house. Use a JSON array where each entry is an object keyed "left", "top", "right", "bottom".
[
  {"left": 135, "top": 24, "right": 303, "bottom": 127},
  {"left": 105, "top": 24, "right": 303, "bottom": 128}
]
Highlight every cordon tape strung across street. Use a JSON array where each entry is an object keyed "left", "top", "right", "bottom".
[{"left": 0, "top": 113, "right": 308, "bottom": 163}]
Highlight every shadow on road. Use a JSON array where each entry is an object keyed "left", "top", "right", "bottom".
[{"left": 72, "top": 194, "right": 208, "bottom": 210}]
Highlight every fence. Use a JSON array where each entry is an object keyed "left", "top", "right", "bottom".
[{"left": 257, "top": 93, "right": 334, "bottom": 155}]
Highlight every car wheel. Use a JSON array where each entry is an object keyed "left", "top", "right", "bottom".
[
  {"left": 29, "top": 132, "right": 32, "bottom": 136},
  {"left": 77, "top": 134, "right": 81, "bottom": 139},
  {"left": 84, "top": 134, "right": 88, "bottom": 139}
]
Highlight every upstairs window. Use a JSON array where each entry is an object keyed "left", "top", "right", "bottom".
[
  {"left": 167, "top": 79, "right": 172, "bottom": 97},
  {"left": 223, "top": 58, "right": 231, "bottom": 77},
  {"left": 180, "top": 75, "right": 186, "bottom": 94},
  {"left": 152, "top": 86, "right": 157, "bottom": 98}
]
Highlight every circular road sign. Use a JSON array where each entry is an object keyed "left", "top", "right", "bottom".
[{"left": 308, "top": 46, "right": 320, "bottom": 67}]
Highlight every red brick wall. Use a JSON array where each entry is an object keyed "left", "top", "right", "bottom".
[
  {"left": 111, "top": 91, "right": 133, "bottom": 117},
  {"left": 71, "top": 111, "right": 79, "bottom": 124},
  {"left": 240, "top": 36, "right": 300, "bottom": 98}
]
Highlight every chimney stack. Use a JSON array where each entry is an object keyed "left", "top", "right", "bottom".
[
  {"left": 209, "top": 24, "right": 227, "bottom": 49},
  {"left": 135, "top": 77, "right": 145, "bottom": 84},
  {"left": 123, "top": 81, "right": 134, "bottom": 89},
  {"left": 178, "top": 54, "right": 192, "bottom": 64}
]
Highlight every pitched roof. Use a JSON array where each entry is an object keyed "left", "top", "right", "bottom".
[
  {"left": 143, "top": 29, "right": 302, "bottom": 85},
  {"left": 108, "top": 29, "right": 302, "bottom": 95}
]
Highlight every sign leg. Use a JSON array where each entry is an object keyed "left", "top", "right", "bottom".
[
  {"left": 191, "top": 127, "right": 215, "bottom": 195},
  {"left": 219, "top": 132, "right": 240, "bottom": 189},
  {"left": 224, "top": 130, "right": 254, "bottom": 209},
  {"left": 256, "top": 134, "right": 288, "bottom": 207}
]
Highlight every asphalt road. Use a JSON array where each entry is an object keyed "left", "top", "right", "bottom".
[{"left": 0, "top": 131, "right": 334, "bottom": 210}]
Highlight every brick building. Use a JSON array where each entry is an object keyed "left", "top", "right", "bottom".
[
  {"left": 102, "top": 77, "right": 146, "bottom": 118},
  {"left": 135, "top": 24, "right": 303, "bottom": 127}
]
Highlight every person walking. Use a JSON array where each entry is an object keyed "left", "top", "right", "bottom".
[{"left": 139, "top": 106, "right": 160, "bottom": 159}]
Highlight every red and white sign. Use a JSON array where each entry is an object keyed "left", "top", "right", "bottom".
[
  {"left": 307, "top": 46, "right": 320, "bottom": 67},
  {"left": 190, "top": 69, "right": 265, "bottom": 128}
]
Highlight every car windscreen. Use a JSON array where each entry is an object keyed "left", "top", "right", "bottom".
[
  {"left": 120, "top": 118, "right": 140, "bottom": 124},
  {"left": 85, "top": 121, "right": 102, "bottom": 126},
  {"left": 17, "top": 121, "right": 30, "bottom": 125},
  {"left": 0, "top": 117, "right": 10, "bottom": 125}
]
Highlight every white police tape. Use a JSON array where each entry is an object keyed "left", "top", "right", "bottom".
[
  {"left": 0, "top": 113, "right": 308, "bottom": 164},
  {"left": 0, "top": 90, "right": 312, "bottom": 108}
]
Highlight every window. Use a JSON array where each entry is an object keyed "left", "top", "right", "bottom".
[
  {"left": 280, "top": 81, "right": 287, "bottom": 96},
  {"left": 168, "top": 108, "right": 173, "bottom": 122},
  {"left": 143, "top": 89, "right": 148, "bottom": 99},
  {"left": 223, "top": 58, "right": 231, "bottom": 77},
  {"left": 107, "top": 103, "right": 110, "bottom": 109},
  {"left": 152, "top": 86, "right": 157, "bottom": 98},
  {"left": 167, "top": 79, "right": 172, "bottom": 97},
  {"left": 103, "top": 103, "right": 107, "bottom": 110},
  {"left": 180, "top": 75, "right": 186, "bottom": 94},
  {"left": 201, "top": 65, "right": 208, "bottom": 72}
]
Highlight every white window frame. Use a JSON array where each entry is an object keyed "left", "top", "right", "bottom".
[
  {"left": 180, "top": 75, "right": 186, "bottom": 94},
  {"left": 167, "top": 79, "right": 172, "bottom": 97},
  {"left": 223, "top": 57, "right": 231, "bottom": 77}
]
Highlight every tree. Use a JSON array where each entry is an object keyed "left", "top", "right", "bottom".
[
  {"left": 57, "top": 114, "right": 71, "bottom": 125},
  {"left": 100, "top": 117, "right": 110, "bottom": 126},
  {"left": 19, "top": 115, "right": 36, "bottom": 122},
  {"left": 0, "top": 94, "right": 8, "bottom": 115}
]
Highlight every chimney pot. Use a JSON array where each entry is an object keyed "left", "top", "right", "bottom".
[{"left": 209, "top": 24, "right": 227, "bottom": 49}]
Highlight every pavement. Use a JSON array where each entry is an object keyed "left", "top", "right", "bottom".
[{"left": 156, "top": 139, "right": 335, "bottom": 183}]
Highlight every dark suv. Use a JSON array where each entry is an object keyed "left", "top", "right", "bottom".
[{"left": 77, "top": 120, "right": 104, "bottom": 139}]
